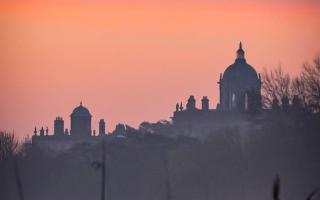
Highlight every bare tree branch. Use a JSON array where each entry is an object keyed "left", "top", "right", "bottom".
[
  {"left": 299, "top": 56, "right": 320, "bottom": 112},
  {"left": 262, "top": 65, "right": 291, "bottom": 108}
]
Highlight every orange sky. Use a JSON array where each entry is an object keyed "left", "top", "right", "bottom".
[{"left": 1, "top": 0, "right": 320, "bottom": 138}]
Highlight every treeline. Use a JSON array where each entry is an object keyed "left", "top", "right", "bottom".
[
  {"left": 262, "top": 56, "right": 320, "bottom": 112},
  {"left": 1, "top": 109, "right": 320, "bottom": 200}
]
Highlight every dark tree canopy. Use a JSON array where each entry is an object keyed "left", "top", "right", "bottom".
[{"left": 262, "top": 56, "right": 320, "bottom": 113}]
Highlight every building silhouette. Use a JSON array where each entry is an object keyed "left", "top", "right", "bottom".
[
  {"left": 32, "top": 102, "right": 106, "bottom": 151},
  {"left": 173, "top": 42, "right": 261, "bottom": 114},
  {"left": 70, "top": 102, "right": 92, "bottom": 137},
  {"left": 54, "top": 117, "right": 64, "bottom": 136},
  {"left": 201, "top": 96, "right": 209, "bottom": 111},
  {"left": 32, "top": 42, "right": 265, "bottom": 148},
  {"left": 171, "top": 42, "right": 262, "bottom": 136},
  {"left": 218, "top": 42, "right": 262, "bottom": 111}
]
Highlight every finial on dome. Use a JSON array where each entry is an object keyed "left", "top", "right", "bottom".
[
  {"left": 236, "top": 41, "right": 245, "bottom": 60},
  {"left": 80, "top": 101, "right": 82, "bottom": 106}
]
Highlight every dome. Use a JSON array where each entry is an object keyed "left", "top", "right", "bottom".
[
  {"left": 218, "top": 42, "right": 262, "bottom": 111},
  {"left": 222, "top": 42, "right": 258, "bottom": 82},
  {"left": 223, "top": 60, "right": 258, "bottom": 82},
  {"left": 71, "top": 102, "right": 92, "bottom": 117}
]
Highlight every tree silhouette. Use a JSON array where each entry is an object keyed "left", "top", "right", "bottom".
[
  {"left": 262, "top": 66, "right": 291, "bottom": 108},
  {"left": 262, "top": 56, "right": 320, "bottom": 112},
  {"left": 0, "top": 131, "right": 24, "bottom": 200},
  {"left": 299, "top": 56, "right": 320, "bottom": 112}
]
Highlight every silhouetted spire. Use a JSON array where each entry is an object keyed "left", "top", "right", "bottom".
[
  {"left": 236, "top": 41, "right": 245, "bottom": 60},
  {"left": 40, "top": 127, "right": 45, "bottom": 136},
  {"left": 80, "top": 101, "right": 83, "bottom": 106},
  {"left": 34, "top": 127, "right": 37, "bottom": 136},
  {"left": 179, "top": 102, "right": 183, "bottom": 111}
]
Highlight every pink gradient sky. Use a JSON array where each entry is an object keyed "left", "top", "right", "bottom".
[{"left": 1, "top": 0, "right": 320, "bottom": 138}]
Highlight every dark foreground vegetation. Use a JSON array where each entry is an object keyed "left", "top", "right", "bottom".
[{"left": 1, "top": 110, "right": 320, "bottom": 200}]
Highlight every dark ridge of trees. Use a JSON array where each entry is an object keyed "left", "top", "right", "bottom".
[
  {"left": 0, "top": 131, "right": 25, "bottom": 200},
  {"left": 262, "top": 56, "right": 320, "bottom": 112},
  {"left": 0, "top": 131, "right": 18, "bottom": 160}
]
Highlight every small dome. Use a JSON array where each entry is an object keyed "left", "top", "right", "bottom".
[{"left": 71, "top": 102, "right": 92, "bottom": 117}]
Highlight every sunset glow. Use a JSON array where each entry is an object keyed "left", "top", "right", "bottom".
[{"left": 1, "top": 0, "right": 320, "bottom": 137}]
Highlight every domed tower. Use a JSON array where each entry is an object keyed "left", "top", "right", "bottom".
[
  {"left": 218, "top": 42, "right": 262, "bottom": 111},
  {"left": 70, "top": 102, "right": 92, "bottom": 137}
]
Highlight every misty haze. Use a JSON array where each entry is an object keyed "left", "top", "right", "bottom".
[{"left": 1, "top": 1, "right": 320, "bottom": 200}]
